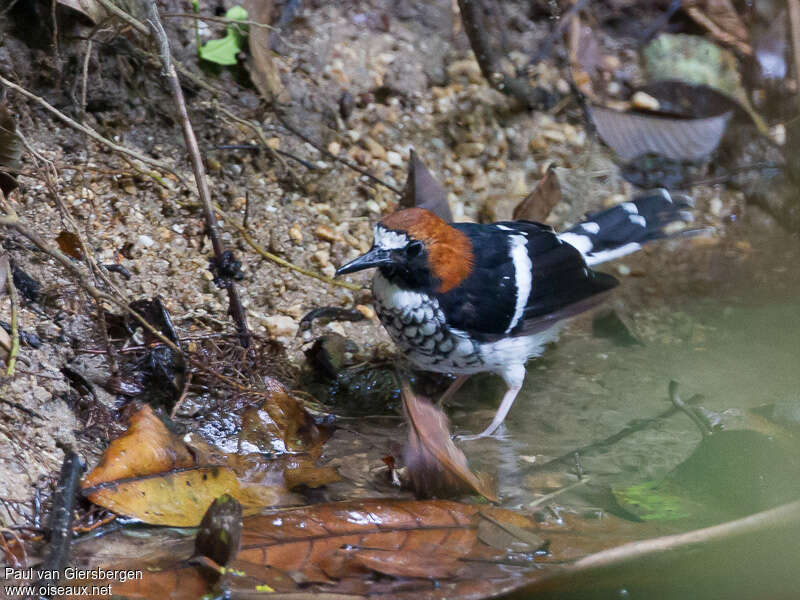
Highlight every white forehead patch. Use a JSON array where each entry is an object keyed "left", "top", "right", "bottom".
[{"left": 373, "top": 225, "right": 410, "bottom": 250}]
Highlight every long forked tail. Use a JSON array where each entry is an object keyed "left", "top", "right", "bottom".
[{"left": 558, "top": 189, "right": 694, "bottom": 266}]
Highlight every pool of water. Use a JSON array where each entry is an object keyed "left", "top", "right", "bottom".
[{"left": 447, "top": 222, "right": 800, "bottom": 507}]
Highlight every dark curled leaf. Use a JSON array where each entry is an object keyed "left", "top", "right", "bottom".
[
  {"left": 102, "top": 263, "right": 132, "bottom": 279},
  {"left": 298, "top": 306, "right": 365, "bottom": 332},
  {"left": 128, "top": 297, "right": 179, "bottom": 345},
  {"left": 209, "top": 250, "right": 244, "bottom": 289},
  {"left": 589, "top": 105, "right": 732, "bottom": 162},
  {"left": 402, "top": 149, "right": 452, "bottom": 222},
  {"left": 11, "top": 263, "right": 41, "bottom": 303},
  {"left": 0, "top": 105, "right": 23, "bottom": 196},
  {"left": 637, "top": 81, "right": 742, "bottom": 119}
]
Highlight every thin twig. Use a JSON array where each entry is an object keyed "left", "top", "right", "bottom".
[
  {"left": 213, "top": 202, "right": 362, "bottom": 291},
  {"left": 274, "top": 108, "right": 403, "bottom": 195},
  {"left": 144, "top": 0, "right": 251, "bottom": 348},
  {"left": 80, "top": 39, "right": 93, "bottom": 122},
  {"left": 5, "top": 256, "right": 19, "bottom": 377},
  {"left": 528, "top": 476, "right": 591, "bottom": 509},
  {"left": 521, "top": 383, "right": 704, "bottom": 477},
  {"left": 213, "top": 102, "right": 303, "bottom": 187},
  {"left": 0, "top": 73, "right": 184, "bottom": 186}
]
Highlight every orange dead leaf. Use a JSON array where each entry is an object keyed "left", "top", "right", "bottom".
[
  {"left": 82, "top": 405, "right": 194, "bottom": 489},
  {"left": 400, "top": 376, "right": 497, "bottom": 502}
]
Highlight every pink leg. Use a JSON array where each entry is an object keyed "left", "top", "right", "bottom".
[
  {"left": 458, "top": 364, "right": 525, "bottom": 441},
  {"left": 437, "top": 374, "right": 471, "bottom": 406}
]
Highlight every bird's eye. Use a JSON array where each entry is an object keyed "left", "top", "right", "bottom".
[{"left": 406, "top": 240, "right": 424, "bottom": 258}]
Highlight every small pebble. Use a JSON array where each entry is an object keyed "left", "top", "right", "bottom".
[
  {"left": 263, "top": 315, "right": 298, "bottom": 338},
  {"left": 386, "top": 151, "right": 403, "bottom": 167}
]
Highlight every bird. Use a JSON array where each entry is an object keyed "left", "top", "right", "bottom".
[{"left": 336, "top": 189, "right": 694, "bottom": 439}]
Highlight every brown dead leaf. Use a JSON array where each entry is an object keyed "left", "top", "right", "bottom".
[
  {"left": 683, "top": 0, "right": 751, "bottom": 55},
  {"left": 82, "top": 405, "right": 194, "bottom": 488},
  {"left": 57, "top": 0, "right": 106, "bottom": 23},
  {"left": 56, "top": 230, "right": 84, "bottom": 259},
  {"left": 238, "top": 388, "right": 330, "bottom": 453},
  {"left": 512, "top": 164, "right": 561, "bottom": 223},
  {"left": 246, "top": 0, "right": 290, "bottom": 104},
  {"left": 400, "top": 377, "right": 497, "bottom": 502},
  {"left": 67, "top": 499, "right": 666, "bottom": 600},
  {"left": 401, "top": 149, "right": 453, "bottom": 222},
  {"left": 82, "top": 406, "right": 294, "bottom": 526}
]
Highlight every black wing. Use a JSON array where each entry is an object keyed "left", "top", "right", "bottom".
[{"left": 437, "top": 222, "right": 617, "bottom": 341}]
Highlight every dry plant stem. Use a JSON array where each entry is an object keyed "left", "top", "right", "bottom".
[
  {"left": 145, "top": 0, "right": 251, "bottom": 348},
  {"left": 274, "top": 109, "right": 403, "bottom": 196},
  {"left": 789, "top": 0, "right": 800, "bottom": 114},
  {"left": 0, "top": 74, "right": 183, "bottom": 185},
  {"left": 5, "top": 258, "right": 20, "bottom": 377},
  {"left": 213, "top": 203, "right": 362, "bottom": 291},
  {"left": 213, "top": 103, "right": 302, "bottom": 187}
]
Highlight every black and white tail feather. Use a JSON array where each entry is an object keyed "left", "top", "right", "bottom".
[{"left": 558, "top": 189, "right": 694, "bottom": 267}]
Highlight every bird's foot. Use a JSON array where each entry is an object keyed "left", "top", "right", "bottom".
[{"left": 455, "top": 424, "right": 509, "bottom": 442}]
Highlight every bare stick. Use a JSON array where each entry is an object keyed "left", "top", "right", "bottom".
[
  {"left": 5, "top": 256, "right": 19, "bottom": 377},
  {"left": 274, "top": 109, "right": 403, "bottom": 195},
  {"left": 144, "top": 1, "right": 251, "bottom": 348},
  {"left": 213, "top": 102, "right": 302, "bottom": 187},
  {"left": 0, "top": 74, "right": 183, "bottom": 185}
]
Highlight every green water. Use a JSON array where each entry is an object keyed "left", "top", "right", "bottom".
[{"left": 450, "top": 224, "right": 800, "bottom": 506}]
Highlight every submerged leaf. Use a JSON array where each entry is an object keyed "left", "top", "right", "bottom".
[
  {"left": 400, "top": 377, "right": 497, "bottom": 501},
  {"left": 589, "top": 105, "right": 731, "bottom": 162}
]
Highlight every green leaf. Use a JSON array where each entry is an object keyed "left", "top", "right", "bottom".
[
  {"left": 199, "top": 33, "right": 242, "bottom": 66},
  {"left": 198, "top": 5, "right": 248, "bottom": 66},
  {"left": 225, "top": 5, "right": 247, "bottom": 21}
]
